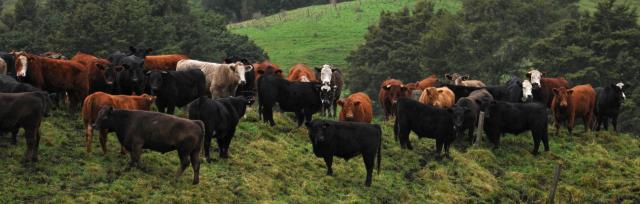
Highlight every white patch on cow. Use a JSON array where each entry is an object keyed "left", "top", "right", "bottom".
[
  {"left": 617, "top": 82, "right": 626, "bottom": 99},
  {"left": 234, "top": 62, "right": 247, "bottom": 84},
  {"left": 528, "top": 70, "right": 542, "bottom": 87},
  {"left": 522, "top": 80, "right": 533, "bottom": 102},
  {"left": 300, "top": 75, "right": 310, "bottom": 82},
  {"left": 17, "top": 55, "right": 28, "bottom": 77},
  {"left": 321, "top": 84, "right": 331, "bottom": 91},
  {"left": 320, "top": 64, "right": 332, "bottom": 84}
]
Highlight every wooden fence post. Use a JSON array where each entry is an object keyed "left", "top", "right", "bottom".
[
  {"left": 548, "top": 163, "right": 562, "bottom": 204},
  {"left": 474, "top": 111, "right": 485, "bottom": 146}
]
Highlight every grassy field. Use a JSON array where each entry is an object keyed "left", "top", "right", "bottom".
[{"left": 1, "top": 107, "right": 639, "bottom": 203}]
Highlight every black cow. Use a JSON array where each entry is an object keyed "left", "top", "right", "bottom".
[
  {"left": 1, "top": 52, "right": 16, "bottom": 77},
  {"left": 257, "top": 69, "right": 322, "bottom": 126},
  {"left": 450, "top": 89, "right": 494, "bottom": 144},
  {"left": 485, "top": 76, "right": 524, "bottom": 103},
  {"left": 484, "top": 101, "right": 549, "bottom": 155},
  {"left": 594, "top": 83, "right": 626, "bottom": 132},
  {"left": 93, "top": 107, "right": 204, "bottom": 184},
  {"left": 0, "top": 75, "right": 41, "bottom": 93},
  {"left": 187, "top": 96, "right": 249, "bottom": 162},
  {"left": 394, "top": 97, "right": 455, "bottom": 159},
  {"left": 108, "top": 47, "right": 151, "bottom": 94},
  {"left": 147, "top": 69, "right": 206, "bottom": 114},
  {"left": 0, "top": 92, "right": 51, "bottom": 162},
  {"left": 305, "top": 120, "right": 382, "bottom": 187},
  {"left": 441, "top": 84, "right": 483, "bottom": 102}
]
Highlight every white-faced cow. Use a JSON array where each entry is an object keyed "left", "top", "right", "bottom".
[
  {"left": 176, "top": 59, "right": 253, "bottom": 99},
  {"left": 594, "top": 82, "right": 627, "bottom": 132},
  {"left": 314, "top": 64, "right": 343, "bottom": 117}
]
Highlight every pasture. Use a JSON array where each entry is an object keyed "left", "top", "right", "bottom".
[{"left": 1, "top": 108, "right": 638, "bottom": 203}]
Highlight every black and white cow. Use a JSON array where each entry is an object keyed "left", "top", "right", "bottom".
[
  {"left": 594, "top": 82, "right": 627, "bottom": 132},
  {"left": 305, "top": 119, "right": 382, "bottom": 187},
  {"left": 315, "top": 64, "right": 343, "bottom": 117}
]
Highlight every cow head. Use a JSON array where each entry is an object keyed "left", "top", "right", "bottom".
[
  {"left": 552, "top": 87, "right": 573, "bottom": 109},
  {"left": 15, "top": 53, "right": 30, "bottom": 78},
  {"left": 229, "top": 62, "right": 253, "bottom": 85},
  {"left": 256, "top": 66, "right": 283, "bottom": 76},
  {"left": 337, "top": 98, "right": 360, "bottom": 121},
  {"left": 147, "top": 70, "right": 169, "bottom": 95},
  {"left": 445, "top": 73, "right": 463, "bottom": 81},
  {"left": 96, "top": 63, "right": 123, "bottom": 85},
  {"left": 521, "top": 80, "right": 534, "bottom": 102},
  {"left": 382, "top": 83, "right": 409, "bottom": 105},
  {"left": 120, "top": 55, "right": 145, "bottom": 85},
  {"left": 93, "top": 106, "right": 115, "bottom": 130},
  {"left": 615, "top": 82, "right": 626, "bottom": 100},
  {"left": 315, "top": 64, "right": 333, "bottom": 85},
  {"left": 527, "top": 70, "right": 543, "bottom": 89},
  {"left": 448, "top": 105, "right": 470, "bottom": 131},
  {"left": 305, "top": 120, "right": 334, "bottom": 146},
  {"left": 138, "top": 94, "right": 157, "bottom": 110},
  {"left": 128, "top": 46, "right": 152, "bottom": 58}
]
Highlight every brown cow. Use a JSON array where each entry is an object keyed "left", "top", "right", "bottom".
[
  {"left": 82, "top": 92, "right": 156, "bottom": 154},
  {"left": 144, "top": 54, "right": 189, "bottom": 71},
  {"left": 253, "top": 60, "right": 283, "bottom": 83},
  {"left": 338, "top": 92, "right": 373, "bottom": 123},
  {"left": 416, "top": 75, "right": 439, "bottom": 90},
  {"left": 527, "top": 69, "right": 570, "bottom": 107},
  {"left": 418, "top": 87, "right": 455, "bottom": 108},
  {"left": 551, "top": 85, "right": 596, "bottom": 137},
  {"left": 15, "top": 52, "right": 89, "bottom": 107},
  {"left": 378, "top": 79, "right": 410, "bottom": 120},
  {"left": 288, "top": 63, "right": 317, "bottom": 82},
  {"left": 71, "top": 52, "right": 120, "bottom": 93}
]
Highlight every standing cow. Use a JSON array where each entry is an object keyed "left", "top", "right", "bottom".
[
  {"left": 484, "top": 101, "right": 550, "bottom": 154},
  {"left": 71, "top": 52, "right": 120, "bottom": 94},
  {"left": 337, "top": 92, "right": 373, "bottom": 123},
  {"left": 305, "top": 120, "right": 382, "bottom": 187},
  {"left": 315, "top": 64, "right": 343, "bottom": 117},
  {"left": 82, "top": 92, "right": 156, "bottom": 154},
  {"left": 0, "top": 92, "right": 51, "bottom": 162},
  {"left": 594, "top": 83, "right": 627, "bottom": 132},
  {"left": 288, "top": 63, "right": 317, "bottom": 82},
  {"left": 144, "top": 54, "right": 189, "bottom": 71},
  {"left": 147, "top": 69, "right": 206, "bottom": 114},
  {"left": 527, "top": 69, "right": 570, "bottom": 107},
  {"left": 107, "top": 47, "right": 151, "bottom": 95},
  {"left": 378, "top": 79, "right": 410, "bottom": 120},
  {"left": 415, "top": 75, "right": 439, "bottom": 90},
  {"left": 418, "top": 87, "right": 455, "bottom": 108},
  {"left": 187, "top": 96, "right": 249, "bottom": 161},
  {"left": 257, "top": 69, "right": 322, "bottom": 126},
  {"left": 176, "top": 59, "right": 252, "bottom": 99},
  {"left": 552, "top": 85, "right": 596, "bottom": 136},
  {"left": 93, "top": 107, "right": 205, "bottom": 184},
  {"left": 450, "top": 89, "right": 494, "bottom": 143}
]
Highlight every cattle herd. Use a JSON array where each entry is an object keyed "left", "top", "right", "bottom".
[{"left": 0, "top": 48, "right": 629, "bottom": 187}]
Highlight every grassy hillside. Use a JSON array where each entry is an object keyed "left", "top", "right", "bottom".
[{"left": 1, "top": 108, "right": 639, "bottom": 203}]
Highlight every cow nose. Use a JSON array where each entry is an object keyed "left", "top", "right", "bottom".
[
  {"left": 239, "top": 80, "right": 246, "bottom": 85},
  {"left": 106, "top": 81, "right": 114, "bottom": 85},
  {"left": 132, "top": 78, "right": 139, "bottom": 82}
]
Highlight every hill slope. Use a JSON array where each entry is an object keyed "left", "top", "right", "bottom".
[{"left": 0, "top": 108, "right": 639, "bottom": 203}]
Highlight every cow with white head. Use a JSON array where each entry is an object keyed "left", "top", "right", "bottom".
[{"left": 315, "top": 64, "right": 343, "bottom": 117}]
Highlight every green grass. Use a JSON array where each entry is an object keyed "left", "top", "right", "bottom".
[{"left": 1, "top": 108, "right": 639, "bottom": 203}]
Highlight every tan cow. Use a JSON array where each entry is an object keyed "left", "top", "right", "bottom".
[
  {"left": 419, "top": 87, "right": 455, "bottom": 108},
  {"left": 176, "top": 59, "right": 252, "bottom": 99}
]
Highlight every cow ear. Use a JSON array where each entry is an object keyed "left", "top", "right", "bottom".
[
  {"left": 552, "top": 88, "right": 559, "bottom": 95},
  {"left": 445, "top": 73, "right": 452, "bottom": 80},
  {"left": 275, "top": 69, "right": 283, "bottom": 75},
  {"left": 337, "top": 99, "right": 344, "bottom": 107},
  {"left": 354, "top": 101, "right": 361, "bottom": 106},
  {"left": 567, "top": 90, "right": 574, "bottom": 95},
  {"left": 383, "top": 85, "right": 391, "bottom": 90},
  {"left": 438, "top": 89, "right": 444, "bottom": 93},
  {"left": 245, "top": 65, "right": 253, "bottom": 72}
]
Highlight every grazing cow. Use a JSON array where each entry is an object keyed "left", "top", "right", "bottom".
[
  {"left": 0, "top": 92, "right": 51, "bottom": 162},
  {"left": 450, "top": 89, "right": 494, "bottom": 143},
  {"left": 527, "top": 69, "right": 570, "bottom": 107},
  {"left": 484, "top": 101, "right": 549, "bottom": 154},
  {"left": 81, "top": 92, "right": 156, "bottom": 153},
  {"left": 14, "top": 52, "right": 89, "bottom": 107},
  {"left": 594, "top": 83, "right": 626, "bottom": 132},
  {"left": 93, "top": 107, "right": 205, "bottom": 184},
  {"left": 314, "top": 64, "right": 344, "bottom": 117},
  {"left": 484, "top": 76, "right": 525, "bottom": 103},
  {"left": 176, "top": 59, "right": 252, "bottom": 99},
  {"left": 71, "top": 52, "right": 120, "bottom": 94},
  {"left": 337, "top": 92, "right": 373, "bottom": 123},
  {"left": 416, "top": 75, "right": 439, "bottom": 90},
  {"left": 0, "top": 52, "right": 16, "bottom": 76},
  {"left": 187, "top": 96, "right": 249, "bottom": 162},
  {"left": 257, "top": 69, "right": 322, "bottom": 126},
  {"left": 147, "top": 69, "right": 206, "bottom": 114},
  {"left": 394, "top": 98, "right": 455, "bottom": 159},
  {"left": 144, "top": 54, "right": 189, "bottom": 71},
  {"left": 441, "top": 84, "right": 483, "bottom": 102},
  {"left": 446, "top": 73, "right": 486, "bottom": 87},
  {"left": 418, "top": 87, "right": 455, "bottom": 108},
  {"left": 305, "top": 120, "right": 382, "bottom": 187},
  {"left": 288, "top": 63, "right": 317, "bottom": 82},
  {"left": 378, "top": 79, "right": 410, "bottom": 120},
  {"left": 551, "top": 85, "right": 596, "bottom": 136}
]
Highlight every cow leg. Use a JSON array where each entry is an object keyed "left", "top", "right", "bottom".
[
  {"left": 99, "top": 129, "right": 109, "bottom": 154},
  {"left": 215, "top": 133, "right": 225, "bottom": 159},
  {"left": 85, "top": 124, "right": 94, "bottom": 153},
  {"left": 167, "top": 105, "right": 176, "bottom": 115},
  {"left": 11, "top": 128, "right": 19, "bottom": 145},
  {"left": 23, "top": 128, "right": 37, "bottom": 163},
  {"left": 435, "top": 139, "right": 443, "bottom": 161},
  {"left": 363, "top": 154, "right": 374, "bottom": 187},
  {"left": 304, "top": 110, "right": 313, "bottom": 124},
  {"left": 156, "top": 103, "right": 166, "bottom": 113},
  {"left": 190, "top": 149, "right": 200, "bottom": 185},
  {"left": 567, "top": 115, "right": 575, "bottom": 137},
  {"left": 222, "top": 129, "right": 236, "bottom": 158},
  {"left": 444, "top": 140, "right": 452, "bottom": 159},
  {"left": 532, "top": 131, "right": 541, "bottom": 155},
  {"left": 129, "top": 144, "right": 143, "bottom": 169},
  {"left": 595, "top": 116, "right": 603, "bottom": 131},
  {"left": 603, "top": 117, "right": 610, "bottom": 131},
  {"left": 295, "top": 111, "right": 304, "bottom": 127},
  {"left": 204, "top": 129, "right": 214, "bottom": 163},
  {"left": 554, "top": 118, "right": 561, "bottom": 137},
  {"left": 612, "top": 116, "right": 618, "bottom": 132},
  {"left": 175, "top": 150, "right": 190, "bottom": 181},
  {"left": 264, "top": 106, "right": 275, "bottom": 126},
  {"left": 323, "top": 156, "right": 333, "bottom": 176}
]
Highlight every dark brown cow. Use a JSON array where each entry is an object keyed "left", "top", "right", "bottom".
[
  {"left": 527, "top": 69, "right": 570, "bottom": 107},
  {"left": 82, "top": 92, "right": 156, "bottom": 154},
  {"left": 15, "top": 52, "right": 89, "bottom": 107},
  {"left": 416, "top": 75, "right": 439, "bottom": 90},
  {"left": 288, "top": 63, "right": 317, "bottom": 82},
  {"left": 378, "top": 79, "right": 410, "bottom": 120},
  {"left": 71, "top": 52, "right": 120, "bottom": 93},
  {"left": 0, "top": 92, "right": 51, "bottom": 162},
  {"left": 253, "top": 60, "right": 283, "bottom": 83},
  {"left": 338, "top": 92, "right": 373, "bottom": 123},
  {"left": 144, "top": 54, "right": 189, "bottom": 71},
  {"left": 552, "top": 85, "right": 596, "bottom": 136}
]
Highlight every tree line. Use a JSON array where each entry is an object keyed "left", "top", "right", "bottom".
[
  {"left": 200, "top": 0, "right": 351, "bottom": 22},
  {"left": 346, "top": 0, "right": 640, "bottom": 135},
  {"left": 0, "top": 0, "right": 267, "bottom": 62}
]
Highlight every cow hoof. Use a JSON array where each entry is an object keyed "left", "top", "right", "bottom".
[
  {"left": 365, "top": 182, "right": 372, "bottom": 187},
  {"left": 531, "top": 151, "right": 539, "bottom": 156}
]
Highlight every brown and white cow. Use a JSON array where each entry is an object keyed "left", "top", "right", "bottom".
[
  {"left": 527, "top": 69, "right": 570, "bottom": 107},
  {"left": 82, "top": 92, "right": 156, "bottom": 154},
  {"left": 551, "top": 84, "right": 596, "bottom": 136},
  {"left": 378, "top": 79, "right": 410, "bottom": 120},
  {"left": 418, "top": 87, "right": 455, "bottom": 108},
  {"left": 338, "top": 92, "right": 373, "bottom": 123},
  {"left": 176, "top": 59, "right": 252, "bottom": 99}
]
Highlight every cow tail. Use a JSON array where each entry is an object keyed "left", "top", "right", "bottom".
[
  {"left": 377, "top": 126, "right": 382, "bottom": 175},
  {"left": 195, "top": 120, "right": 206, "bottom": 152},
  {"left": 81, "top": 94, "right": 93, "bottom": 126}
]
